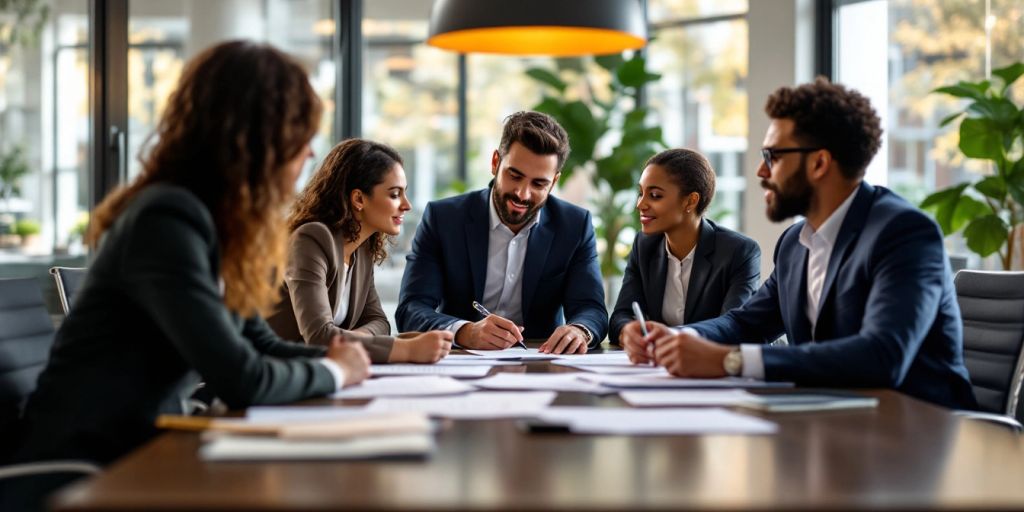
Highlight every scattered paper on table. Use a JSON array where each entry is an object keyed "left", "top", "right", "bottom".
[
  {"left": 538, "top": 406, "right": 777, "bottom": 435},
  {"left": 470, "top": 372, "right": 614, "bottom": 395},
  {"left": 331, "top": 376, "right": 474, "bottom": 399},
  {"left": 555, "top": 363, "right": 668, "bottom": 375},
  {"left": 578, "top": 373, "right": 794, "bottom": 389},
  {"left": 550, "top": 352, "right": 633, "bottom": 366},
  {"left": 619, "top": 389, "right": 757, "bottom": 407},
  {"left": 366, "top": 391, "right": 557, "bottom": 419},
  {"left": 200, "top": 433, "right": 434, "bottom": 461},
  {"left": 463, "top": 348, "right": 558, "bottom": 361},
  {"left": 369, "top": 364, "right": 494, "bottom": 378}
]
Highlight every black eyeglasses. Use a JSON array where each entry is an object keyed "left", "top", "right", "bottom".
[{"left": 761, "top": 147, "right": 822, "bottom": 170}]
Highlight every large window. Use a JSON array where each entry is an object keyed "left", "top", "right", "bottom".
[
  {"left": 0, "top": 1, "right": 89, "bottom": 264},
  {"left": 833, "top": 0, "right": 1023, "bottom": 265}
]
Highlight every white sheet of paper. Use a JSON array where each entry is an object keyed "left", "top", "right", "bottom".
[
  {"left": 246, "top": 406, "right": 379, "bottom": 424},
  {"left": 369, "top": 364, "right": 494, "bottom": 378},
  {"left": 433, "top": 359, "right": 523, "bottom": 367},
  {"left": 538, "top": 406, "right": 778, "bottom": 435},
  {"left": 330, "top": 376, "right": 475, "bottom": 399},
  {"left": 365, "top": 391, "right": 557, "bottom": 419},
  {"left": 578, "top": 373, "right": 794, "bottom": 389},
  {"left": 469, "top": 373, "right": 615, "bottom": 395},
  {"left": 558, "top": 363, "right": 670, "bottom": 375},
  {"left": 463, "top": 348, "right": 558, "bottom": 361},
  {"left": 619, "top": 389, "right": 758, "bottom": 407},
  {"left": 550, "top": 352, "right": 633, "bottom": 365},
  {"left": 200, "top": 433, "right": 434, "bottom": 461}
]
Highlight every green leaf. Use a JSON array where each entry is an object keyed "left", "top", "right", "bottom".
[
  {"left": 974, "top": 176, "right": 1007, "bottom": 201},
  {"left": 525, "top": 68, "right": 567, "bottom": 93},
  {"left": 959, "top": 118, "right": 1004, "bottom": 160},
  {"left": 993, "top": 62, "right": 1024, "bottom": 92},
  {"left": 920, "top": 183, "right": 968, "bottom": 235},
  {"left": 939, "top": 110, "right": 965, "bottom": 128},
  {"left": 594, "top": 54, "right": 625, "bottom": 72},
  {"left": 966, "top": 97, "right": 1019, "bottom": 130},
  {"left": 963, "top": 214, "right": 1009, "bottom": 257},
  {"left": 554, "top": 57, "right": 584, "bottom": 73},
  {"left": 1007, "top": 159, "right": 1024, "bottom": 207},
  {"left": 616, "top": 54, "right": 661, "bottom": 89},
  {"left": 933, "top": 81, "right": 989, "bottom": 101},
  {"left": 950, "top": 195, "right": 992, "bottom": 233}
]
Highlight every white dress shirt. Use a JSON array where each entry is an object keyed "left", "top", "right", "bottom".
[
  {"left": 449, "top": 190, "right": 540, "bottom": 334},
  {"left": 738, "top": 188, "right": 858, "bottom": 379},
  {"left": 332, "top": 259, "right": 355, "bottom": 326},
  {"left": 661, "top": 239, "right": 696, "bottom": 327}
]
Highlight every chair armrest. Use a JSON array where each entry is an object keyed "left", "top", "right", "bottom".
[
  {"left": 0, "top": 461, "right": 100, "bottom": 480},
  {"left": 953, "top": 410, "right": 1023, "bottom": 431}
]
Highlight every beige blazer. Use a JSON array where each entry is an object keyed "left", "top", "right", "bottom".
[{"left": 267, "top": 222, "right": 395, "bottom": 362}]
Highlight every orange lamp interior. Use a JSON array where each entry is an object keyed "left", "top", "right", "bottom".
[{"left": 427, "top": 26, "right": 645, "bottom": 56}]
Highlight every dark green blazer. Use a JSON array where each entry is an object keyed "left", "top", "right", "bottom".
[{"left": 15, "top": 184, "right": 336, "bottom": 465}]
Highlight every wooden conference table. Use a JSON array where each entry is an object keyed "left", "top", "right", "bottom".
[{"left": 54, "top": 348, "right": 1024, "bottom": 511}]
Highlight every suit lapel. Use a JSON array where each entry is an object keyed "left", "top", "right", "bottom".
[
  {"left": 465, "top": 189, "right": 490, "bottom": 302},
  {"left": 684, "top": 219, "right": 716, "bottom": 322},
  {"left": 521, "top": 212, "right": 553, "bottom": 320},
  {"left": 785, "top": 236, "right": 813, "bottom": 344},
  {"left": 646, "top": 234, "right": 668, "bottom": 322},
  {"left": 344, "top": 245, "right": 365, "bottom": 329},
  {"left": 813, "top": 182, "right": 874, "bottom": 336}
]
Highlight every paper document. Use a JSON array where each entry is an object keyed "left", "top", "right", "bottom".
[
  {"left": 470, "top": 373, "right": 615, "bottom": 395},
  {"left": 434, "top": 359, "right": 523, "bottom": 367},
  {"left": 463, "top": 348, "right": 558, "bottom": 361},
  {"left": 739, "top": 392, "right": 879, "bottom": 412},
  {"left": 555, "top": 363, "right": 668, "bottom": 375},
  {"left": 578, "top": 373, "right": 794, "bottom": 389},
  {"left": 550, "top": 352, "right": 633, "bottom": 365},
  {"left": 200, "top": 433, "right": 434, "bottom": 461},
  {"left": 246, "top": 406, "right": 383, "bottom": 424},
  {"left": 537, "top": 406, "right": 778, "bottom": 435},
  {"left": 369, "top": 364, "right": 494, "bottom": 378},
  {"left": 331, "top": 376, "right": 474, "bottom": 399},
  {"left": 619, "top": 389, "right": 757, "bottom": 407},
  {"left": 366, "top": 391, "right": 557, "bottom": 419}
]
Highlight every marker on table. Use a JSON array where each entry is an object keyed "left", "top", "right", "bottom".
[
  {"left": 631, "top": 301, "right": 655, "bottom": 363},
  {"left": 472, "top": 300, "right": 528, "bottom": 350}
]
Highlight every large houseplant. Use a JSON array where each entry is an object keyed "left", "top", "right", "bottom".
[
  {"left": 525, "top": 53, "right": 665, "bottom": 277},
  {"left": 920, "top": 62, "right": 1024, "bottom": 270}
]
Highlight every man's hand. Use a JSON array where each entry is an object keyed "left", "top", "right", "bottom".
[
  {"left": 454, "top": 314, "right": 524, "bottom": 349},
  {"left": 622, "top": 320, "right": 673, "bottom": 365},
  {"left": 390, "top": 330, "right": 454, "bottom": 363},
  {"left": 651, "top": 330, "right": 731, "bottom": 378},
  {"left": 326, "top": 335, "right": 371, "bottom": 386},
  {"left": 539, "top": 325, "right": 589, "bottom": 354}
]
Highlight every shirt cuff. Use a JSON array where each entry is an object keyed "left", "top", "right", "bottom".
[
  {"left": 739, "top": 344, "right": 765, "bottom": 380},
  {"left": 318, "top": 358, "right": 347, "bottom": 391},
  {"left": 448, "top": 320, "right": 471, "bottom": 348},
  {"left": 672, "top": 326, "right": 699, "bottom": 336}
]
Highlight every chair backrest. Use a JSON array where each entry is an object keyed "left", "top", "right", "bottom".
[
  {"left": 955, "top": 270, "right": 1024, "bottom": 419},
  {"left": 0, "top": 278, "right": 55, "bottom": 421},
  {"left": 48, "top": 266, "right": 87, "bottom": 315}
]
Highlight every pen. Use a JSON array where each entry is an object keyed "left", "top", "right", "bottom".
[
  {"left": 472, "top": 300, "right": 528, "bottom": 350},
  {"left": 631, "top": 301, "right": 654, "bottom": 364}
]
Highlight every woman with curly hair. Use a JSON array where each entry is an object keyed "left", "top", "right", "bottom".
[
  {"left": 11, "top": 41, "right": 371, "bottom": 471},
  {"left": 268, "top": 139, "right": 453, "bottom": 363}
]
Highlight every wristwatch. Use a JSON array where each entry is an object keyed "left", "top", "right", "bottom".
[
  {"left": 723, "top": 347, "right": 743, "bottom": 376},
  {"left": 570, "top": 324, "right": 594, "bottom": 345}
]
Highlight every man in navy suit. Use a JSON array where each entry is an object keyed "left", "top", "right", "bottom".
[
  {"left": 621, "top": 79, "right": 976, "bottom": 409},
  {"left": 397, "top": 111, "right": 608, "bottom": 354}
]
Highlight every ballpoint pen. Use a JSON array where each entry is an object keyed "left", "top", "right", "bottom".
[
  {"left": 472, "top": 300, "right": 528, "bottom": 350},
  {"left": 632, "top": 301, "right": 655, "bottom": 363}
]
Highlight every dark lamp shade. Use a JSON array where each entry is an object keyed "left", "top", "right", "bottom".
[{"left": 426, "top": 0, "right": 647, "bottom": 56}]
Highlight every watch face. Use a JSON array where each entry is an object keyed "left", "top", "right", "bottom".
[{"left": 724, "top": 350, "right": 742, "bottom": 376}]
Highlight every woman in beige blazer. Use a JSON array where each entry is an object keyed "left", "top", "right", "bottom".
[{"left": 268, "top": 139, "right": 452, "bottom": 363}]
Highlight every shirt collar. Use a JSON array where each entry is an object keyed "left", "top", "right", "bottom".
[
  {"left": 488, "top": 188, "right": 541, "bottom": 234},
  {"left": 799, "top": 186, "right": 858, "bottom": 249},
  {"left": 664, "top": 238, "right": 696, "bottom": 265}
]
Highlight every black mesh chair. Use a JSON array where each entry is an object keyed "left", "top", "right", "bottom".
[
  {"left": 0, "top": 278, "right": 99, "bottom": 509},
  {"left": 48, "top": 267, "right": 87, "bottom": 316},
  {"left": 954, "top": 270, "right": 1024, "bottom": 430}
]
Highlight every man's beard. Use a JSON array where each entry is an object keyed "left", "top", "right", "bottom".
[
  {"left": 493, "top": 188, "right": 542, "bottom": 227},
  {"left": 762, "top": 156, "right": 812, "bottom": 222}
]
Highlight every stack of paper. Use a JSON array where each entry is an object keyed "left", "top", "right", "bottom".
[
  {"left": 366, "top": 391, "right": 557, "bottom": 419},
  {"left": 463, "top": 348, "right": 559, "bottom": 361},
  {"left": 469, "top": 373, "right": 615, "bottom": 395},
  {"left": 200, "top": 433, "right": 434, "bottom": 461},
  {"left": 619, "top": 389, "right": 757, "bottom": 407},
  {"left": 369, "top": 364, "right": 494, "bottom": 378},
  {"left": 537, "top": 406, "right": 778, "bottom": 435},
  {"left": 331, "top": 376, "right": 475, "bottom": 399},
  {"left": 578, "top": 373, "right": 794, "bottom": 389}
]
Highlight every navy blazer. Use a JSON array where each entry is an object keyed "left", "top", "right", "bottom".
[
  {"left": 609, "top": 219, "right": 760, "bottom": 344},
  {"left": 687, "top": 182, "right": 976, "bottom": 409},
  {"left": 396, "top": 188, "right": 608, "bottom": 347}
]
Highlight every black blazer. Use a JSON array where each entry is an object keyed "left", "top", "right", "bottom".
[
  {"left": 609, "top": 219, "right": 760, "bottom": 344},
  {"left": 13, "top": 185, "right": 335, "bottom": 465}
]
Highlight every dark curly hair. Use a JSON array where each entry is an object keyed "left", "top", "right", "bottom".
[
  {"left": 645, "top": 148, "right": 716, "bottom": 215},
  {"left": 288, "top": 138, "right": 403, "bottom": 265},
  {"left": 498, "top": 111, "right": 571, "bottom": 171},
  {"left": 765, "top": 77, "right": 883, "bottom": 180}
]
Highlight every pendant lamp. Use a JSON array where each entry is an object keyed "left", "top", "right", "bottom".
[{"left": 426, "top": 0, "right": 647, "bottom": 56}]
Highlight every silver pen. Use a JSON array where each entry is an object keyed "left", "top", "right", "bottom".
[
  {"left": 472, "top": 301, "right": 528, "bottom": 350},
  {"left": 632, "top": 301, "right": 654, "bottom": 364}
]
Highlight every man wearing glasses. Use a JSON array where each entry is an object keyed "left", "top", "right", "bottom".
[{"left": 621, "top": 78, "right": 977, "bottom": 410}]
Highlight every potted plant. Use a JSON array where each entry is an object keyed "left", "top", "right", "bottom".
[
  {"left": 920, "top": 62, "right": 1024, "bottom": 270},
  {"left": 13, "top": 218, "right": 40, "bottom": 246},
  {"left": 525, "top": 53, "right": 666, "bottom": 281}
]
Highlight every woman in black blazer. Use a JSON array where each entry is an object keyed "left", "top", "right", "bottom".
[
  {"left": 610, "top": 148, "right": 761, "bottom": 345},
  {"left": 10, "top": 41, "right": 371, "bottom": 479}
]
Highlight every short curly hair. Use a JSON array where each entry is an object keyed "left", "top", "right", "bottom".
[
  {"left": 645, "top": 148, "right": 716, "bottom": 215},
  {"left": 765, "top": 77, "right": 883, "bottom": 180}
]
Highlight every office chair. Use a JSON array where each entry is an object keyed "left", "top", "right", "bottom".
[
  {"left": 49, "top": 266, "right": 87, "bottom": 315},
  {"left": 954, "top": 270, "right": 1024, "bottom": 431},
  {"left": 0, "top": 278, "right": 100, "bottom": 508}
]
